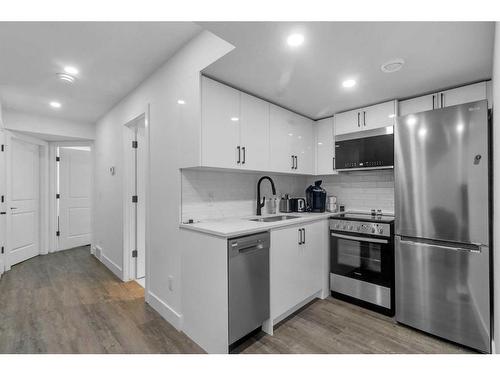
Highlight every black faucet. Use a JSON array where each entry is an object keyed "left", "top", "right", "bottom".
[{"left": 256, "top": 176, "right": 276, "bottom": 216}]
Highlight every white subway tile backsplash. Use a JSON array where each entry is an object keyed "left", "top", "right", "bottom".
[
  {"left": 312, "top": 170, "right": 394, "bottom": 214},
  {"left": 181, "top": 168, "right": 395, "bottom": 222},
  {"left": 181, "top": 169, "right": 308, "bottom": 222}
]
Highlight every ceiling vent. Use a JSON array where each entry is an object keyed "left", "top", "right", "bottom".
[
  {"left": 56, "top": 73, "right": 76, "bottom": 83},
  {"left": 381, "top": 59, "right": 405, "bottom": 73}
]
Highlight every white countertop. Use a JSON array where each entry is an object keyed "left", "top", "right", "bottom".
[{"left": 179, "top": 211, "right": 338, "bottom": 238}]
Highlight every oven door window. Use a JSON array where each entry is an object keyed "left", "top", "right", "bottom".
[{"left": 331, "top": 234, "right": 390, "bottom": 286}]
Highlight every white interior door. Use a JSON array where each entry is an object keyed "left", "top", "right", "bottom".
[
  {"left": 135, "top": 127, "right": 146, "bottom": 280},
  {"left": 58, "top": 147, "right": 91, "bottom": 250},
  {"left": 6, "top": 137, "right": 40, "bottom": 267}
]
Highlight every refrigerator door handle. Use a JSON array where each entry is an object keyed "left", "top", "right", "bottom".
[{"left": 399, "top": 237, "right": 483, "bottom": 254}]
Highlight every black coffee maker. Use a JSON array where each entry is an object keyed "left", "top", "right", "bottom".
[{"left": 306, "top": 180, "right": 327, "bottom": 213}]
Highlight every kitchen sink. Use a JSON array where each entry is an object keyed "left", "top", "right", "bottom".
[{"left": 249, "top": 215, "right": 300, "bottom": 223}]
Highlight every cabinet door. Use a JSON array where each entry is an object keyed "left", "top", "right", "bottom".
[
  {"left": 301, "top": 221, "right": 325, "bottom": 298},
  {"left": 293, "top": 115, "right": 314, "bottom": 175},
  {"left": 270, "top": 225, "right": 303, "bottom": 319},
  {"left": 399, "top": 94, "right": 437, "bottom": 116},
  {"left": 269, "top": 105, "right": 295, "bottom": 173},
  {"left": 334, "top": 109, "right": 361, "bottom": 135},
  {"left": 201, "top": 77, "right": 241, "bottom": 169},
  {"left": 440, "top": 82, "right": 487, "bottom": 108},
  {"left": 240, "top": 92, "right": 270, "bottom": 171},
  {"left": 315, "top": 117, "right": 335, "bottom": 175},
  {"left": 361, "top": 100, "right": 396, "bottom": 131}
]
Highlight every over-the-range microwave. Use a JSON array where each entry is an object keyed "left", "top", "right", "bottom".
[{"left": 335, "top": 126, "right": 394, "bottom": 172}]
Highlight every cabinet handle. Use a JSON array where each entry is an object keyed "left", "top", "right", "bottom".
[
  {"left": 242, "top": 147, "right": 246, "bottom": 164},
  {"left": 357, "top": 112, "right": 360, "bottom": 127},
  {"left": 333, "top": 157, "right": 336, "bottom": 170},
  {"left": 440, "top": 93, "right": 444, "bottom": 108},
  {"left": 432, "top": 95, "right": 435, "bottom": 110},
  {"left": 236, "top": 146, "right": 241, "bottom": 164},
  {"left": 363, "top": 111, "right": 366, "bottom": 126},
  {"left": 291, "top": 155, "right": 294, "bottom": 169},
  {"left": 298, "top": 228, "right": 302, "bottom": 244},
  {"left": 302, "top": 228, "right": 306, "bottom": 244},
  {"left": 295, "top": 156, "right": 298, "bottom": 170}
]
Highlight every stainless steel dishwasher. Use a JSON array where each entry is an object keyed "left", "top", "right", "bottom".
[{"left": 228, "top": 231, "right": 270, "bottom": 346}]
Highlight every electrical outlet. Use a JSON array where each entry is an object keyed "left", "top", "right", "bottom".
[{"left": 168, "top": 275, "right": 174, "bottom": 291}]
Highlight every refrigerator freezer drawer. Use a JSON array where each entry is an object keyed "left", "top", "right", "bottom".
[{"left": 395, "top": 236, "right": 491, "bottom": 353}]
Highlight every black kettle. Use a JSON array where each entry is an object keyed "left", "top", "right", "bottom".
[{"left": 306, "top": 180, "right": 327, "bottom": 213}]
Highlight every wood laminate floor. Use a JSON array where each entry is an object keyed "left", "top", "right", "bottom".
[{"left": 0, "top": 246, "right": 473, "bottom": 354}]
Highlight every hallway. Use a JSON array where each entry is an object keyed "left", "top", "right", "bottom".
[{"left": 0, "top": 247, "right": 203, "bottom": 353}]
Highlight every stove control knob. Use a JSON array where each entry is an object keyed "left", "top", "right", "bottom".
[
  {"left": 378, "top": 228, "right": 384, "bottom": 234},
  {"left": 334, "top": 223, "right": 339, "bottom": 229},
  {"left": 371, "top": 227, "right": 376, "bottom": 234},
  {"left": 355, "top": 225, "right": 360, "bottom": 231},
  {"left": 348, "top": 225, "right": 353, "bottom": 230}
]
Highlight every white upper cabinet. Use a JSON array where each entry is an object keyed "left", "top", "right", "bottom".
[
  {"left": 269, "top": 105, "right": 314, "bottom": 174},
  {"left": 269, "top": 105, "right": 295, "bottom": 172},
  {"left": 334, "top": 100, "right": 396, "bottom": 136},
  {"left": 439, "top": 82, "right": 488, "bottom": 108},
  {"left": 398, "top": 93, "right": 436, "bottom": 117},
  {"left": 201, "top": 77, "right": 270, "bottom": 171},
  {"left": 399, "top": 81, "right": 489, "bottom": 117},
  {"left": 201, "top": 76, "right": 241, "bottom": 169},
  {"left": 361, "top": 101, "right": 396, "bottom": 131},
  {"left": 239, "top": 92, "right": 270, "bottom": 171},
  {"left": 315, "top": 117, "right": 335, "bottom": 175},
  {"left": 292, "top": 114, "right": 314, "bottom": 174},
  {"left": 333, "top": 109, "right": 360, "bottom": 135}
]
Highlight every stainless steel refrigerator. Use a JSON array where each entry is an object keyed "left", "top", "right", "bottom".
[{"left": 395, "top": 100, "right": 491, "bottom": 353}]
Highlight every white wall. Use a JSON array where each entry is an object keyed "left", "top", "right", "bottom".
[
  {"left": 1, "top": 110, "right": 95, "bottom": 140},
  {"left": 93, "top": 30, "right": 233, "bottom": 328},
  {"left": 492, "top": 22, "right": 500, "bottom": 354}
]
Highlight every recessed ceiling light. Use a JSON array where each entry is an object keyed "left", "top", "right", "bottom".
[
  {"left": 50, "top": 101, "right": 61, "bottom": 109},
  {"left": 381, "top": 59, "right": 405, "bottom": 73},
  {"left": 64, "top": 66, "right": 79, "bottom": 75},
  {"left": 342, "top": 79, "right": 356, "bottom": 88},
  {"left": 230, "top": 117, "right": 239, "bottom": 122},
  {"left": 177, "top": 99, "right": 186, "bottom": 105},
  {"left": 57, "top": 73, "right": 76, "bottom": 83},
  {"left": 287, "top": 33, "right": 304, "bottom": 47}
]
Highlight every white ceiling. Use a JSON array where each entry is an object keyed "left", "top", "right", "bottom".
[
  {"left": 200, "top": 22, "right": 494, "bottom": 119},
  {"left": 0, "top": 22, "right": 201, "bottom": 123}
]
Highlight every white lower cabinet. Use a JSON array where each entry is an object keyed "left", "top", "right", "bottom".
[{"left": 269, "top": 221, "right": 327, "bottom": 325}]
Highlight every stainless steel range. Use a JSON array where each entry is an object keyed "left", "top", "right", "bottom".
[{"left": 329, "top": 213, "right": 395, "bottom": 316}]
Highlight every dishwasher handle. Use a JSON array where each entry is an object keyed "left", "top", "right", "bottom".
[{"left": 237, "top": 243, "right": 264, "bottom": 254}]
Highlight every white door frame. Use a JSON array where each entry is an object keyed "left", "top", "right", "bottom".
[
  {"left": 122, "top": 105, "right": 150, "bottom": 296},
  {"left": 48, "top": 141, "right": 94, "bottom": 254},
  {"left": 1, "top": 130, "right": 49, "bottom": 271}
]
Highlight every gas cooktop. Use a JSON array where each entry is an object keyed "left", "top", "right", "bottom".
[{"left": 333, "top": 212, "right": 395, "bottom": 223}]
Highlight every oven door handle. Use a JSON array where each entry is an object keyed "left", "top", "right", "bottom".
[{"left": 330, "top": 232, "right": 389, "bottom": 244}]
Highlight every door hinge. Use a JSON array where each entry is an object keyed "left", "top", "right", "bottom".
[
  {"left": 1, "top": 144, "right": 4, "bottom": 152},
  {"left": 132, "top": 250, "right": 138, "bottom": 258},
  {"left": 56, "top": 156, "right": 60, "bottom": 162},
  {"left": 56, "top": 231, "right": 60, "bottom": 237},
  {"left": 132, "top": 140, "right": 138, "bottom": 149},
  {"left": 1, "top": 246, "right": 4, "bottom": 254},
  {"left": 56, "top": 193, "right": 60, "bottom": 199},
  {"left": 132, "top": 195, "right": 138, "bottom": 203}
]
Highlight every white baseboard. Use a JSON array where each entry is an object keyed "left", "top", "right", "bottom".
[
  {"left": 99, "top": 251, "right": 123, "bottom": 281},
  {"left": 147, "top": 290, "right": 183, "bottom": 330}
]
